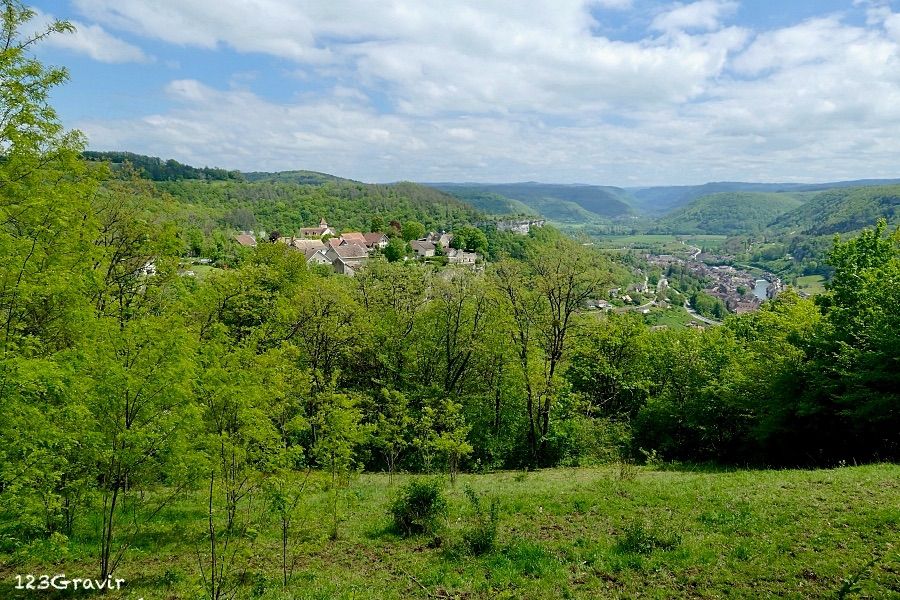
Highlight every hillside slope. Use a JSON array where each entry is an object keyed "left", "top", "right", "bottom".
[
  {"left": 772, "top": 185, "right": 900, "bottom": 235},
  {"left": 432, "top": 182, "right": 634, "bottom": 221},
  {"left": 655, "top": 192, "right": 806, "bottom": 235},
  {"left": 630, "top": 178, "right": 900, "bottom": 215},
  {"left": 157, "top": 179, "right": 480, "bottom": 234}
]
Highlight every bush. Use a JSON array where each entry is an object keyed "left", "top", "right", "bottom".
[
  {"left": 462, "top": 486, "right": 499, "bottom": 555},
  {"left": 615, "top": 519, "right": 681, "bottom": 555},
  {"left": 390, "top": 478, "right": 447, "bottom": 537}
]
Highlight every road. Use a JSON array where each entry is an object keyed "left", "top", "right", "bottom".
[
  {"left": 680, "top": 239, "right": 701, "bottom": 260},
  {"left": 684, "top": 301, "right": 721, "bottom": 325}
]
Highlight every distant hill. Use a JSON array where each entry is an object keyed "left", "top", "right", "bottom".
[
  {"left": 771, "top": 185, "right": 900, "bottom": 236},
  {"left": 655, "top": 192, "right": 807, "bottom": 235},
  {"left": 155, "top": 178, "right": 480, "bottom": 235},
  {"left": 243, "top": 170, "right": 356, "bottom": 186},
  {"left": 83, "top": 151, "right": 243, "bottom": 182},
  {"left": 431, "top": 182, "right": 634, "bottom": 222},
  {"left": 431, "top": 189, "right": 537, "bottom": 217},
  {"left": 630, "top": 179, "right": 900, "bottom": 215}
]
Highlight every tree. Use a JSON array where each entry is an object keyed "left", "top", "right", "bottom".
[
  {"left": 196, "top": 342, "right": 282, "bottom": 600},
  {"left": 494, "top": 235, "right": 612, "bottom": 464},
  {"left": 432, "top": 399, "right": 473, "bottom": 484},
  {"left": 452, "top": 226, "right": 488, "bottom": 255},
  {"left": 383, "top": 236, "right": 409, "bottom": 262},
  {"left": 372, "top": 388, "right": 412, "bottom": 483},
  {"left": 370, "top": 215, "right": 385, "bottom": 233},
  {"left": 805, "top": 220, "right": 900, "bottom": 460},
  {"left": 312, "top": 389, "right": 371, "bottom": 539},
  {"left": 85, "top": 314, "right": 199, "bottom": 581},
  {"left": 402, "top": 221, "right": 426, "bottom": 242},
  {"left": 0, "top": 2, "right": 99, "bottom": 355}
]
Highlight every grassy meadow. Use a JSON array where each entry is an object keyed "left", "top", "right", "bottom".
[
  {"left": 642, "top": 306, "right": 700, "bottom": 330},
  {"left": 796, "top": 275, "right": 828, "bottom": 296},
  {"left": 589, "top": 234, "right": 728, "bottom": 254},
  {"left": 2, "top": 465, "right": 897, "bottom": 599}
]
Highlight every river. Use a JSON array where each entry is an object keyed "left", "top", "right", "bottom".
[{"left": 753, "top": 279, "right": 769, "bottom": 301}]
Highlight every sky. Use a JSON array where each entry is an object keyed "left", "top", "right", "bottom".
[{"left": 22, "top": 0, "right": 900, "bottom": 186}]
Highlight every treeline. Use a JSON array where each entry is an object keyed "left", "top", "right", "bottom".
[
  {"left": 83, "top": 151, "right": 244, "bottom": 181},
  {"left": 157, "top": 179, "right": 481, "bottom": 238}
]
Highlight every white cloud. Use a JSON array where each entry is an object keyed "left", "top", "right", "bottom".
[
  {"left": 593, "top": 0, "right": 634, "bottom": 8},
  {"left": 650, "top": 1, "right": 738, "bottom": 33},
  {"left": 70, "top": 0, "right": 746, "bottom": 116},
  {"left": 27, "top": 8, "right": 150, "bottom": 63},
  {"left": 732, "top": 17, "right": 868, "bottom": 75}
]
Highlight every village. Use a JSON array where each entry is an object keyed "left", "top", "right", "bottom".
[
  {"left": 234, "top": 218, "right": 481, "bottom": 276},
  {"left": 646, "top": 249, "right": 784, "bottom": 315}
]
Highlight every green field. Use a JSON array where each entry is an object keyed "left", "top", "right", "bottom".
[
  {"left": 642, "top": 306, "right": 697, "bottom": 329},
  {"left": 796, "top": 275, "right": 827, "bottom": 295},
  {"left": 591, "top": 234, "right": 727, "bottom": 254},
  {"left": 2, "top": 465, "right": 897, "bottom": 599}
]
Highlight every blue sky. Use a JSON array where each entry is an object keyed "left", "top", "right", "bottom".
[{"left": 24, "top": 0, "right": 900, "bottom": 185}]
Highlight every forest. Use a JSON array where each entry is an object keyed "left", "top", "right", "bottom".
[{"left": 1, "top": 3, "right": 898, "bottom": 597}]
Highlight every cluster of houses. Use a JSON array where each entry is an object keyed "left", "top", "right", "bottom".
[
  {"left": 235, "top": 219, "right": 480, "bottom": 276},
  {"left": 646, "top": 253, "right": 784, "bottom": 315}
]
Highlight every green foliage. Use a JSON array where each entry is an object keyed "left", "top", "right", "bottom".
[
  {"left": 83, "top": 151, "right": 242, "bottom": 181},
  {"left": 382, "top": 236, "right": 409, "bottom": 261},
  {"left": 155, "top": 179, "right": 478, "bottom": 238},
  {"left": 615, "top": 519, "right": 681, "bottom": 555},
  {"left": 461, "top": 486, "right": 499, "bottom": 555},
  {"left": 690, "top": 291, "right": 727, "bottom": 320},
  {"left": 451, "top": 225, "right": 489, "bottom": 254},
  {"left": 372, "top": 389, "right": 412, "bottom": 482},
  {"left": 655, "top": 191, "right": 805, "bottom": 235},
  {"left": 772, "top": 185, "right": 900, "bottom": 236},
  {"left": 389, "top": 478, "right": 448, "bottom": 537},
  {"left": 402, "top": 220, "right": 426, "bottom": 241},
  {"left": 435, "top": 183, "right": 634, "bottom": 222}
]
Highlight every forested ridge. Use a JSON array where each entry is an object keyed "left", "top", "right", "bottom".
[
  {"left": 1, "top": 4, "right": 898, "bottom": 596},
  {"left": 653, "top": 191, "right": 807, "bottom": 235}
]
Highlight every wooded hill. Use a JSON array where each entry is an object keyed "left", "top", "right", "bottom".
[
  {"left": 649, "top": 184, "right": 900, "bottom": 238},
  {"left": 627, "top": 178, "right": 900, "bottom": 215},
  {"left": 156, "top": 179, "right": 481, "bottom": 235},
  {"left": 770, "top": 184, "right": 900, "bottom": 236},
  {"left": 653, "top": 191, "right": 807, "bottom": 235},
  {"left": 85, "top": 152, "right": 482, "bottom": 236},
  {"left": 83, "top": 150, "right": 243, "bottom": 181},
  {"left": 432, "top": 182, "right": 635, "bottom": 222}
]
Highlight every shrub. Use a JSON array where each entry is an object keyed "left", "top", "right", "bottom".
[
  {"left": 390, "top": 478, "right": 447, "bottom": 537},
  {"left": 462, "top": 486, "right": 499, "bottom": 555},
  {"left": 615, "top": 519, "right": 681, "bottom": 555}
]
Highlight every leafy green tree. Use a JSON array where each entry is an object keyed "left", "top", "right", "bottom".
[
  {"left": 273, "top": 274, "right": 367, "bottom": 390},
  {"left": 806, "top": 220, "right": 900, "bottom": 460},
  {"left": 452, "top": 226, "right": 488, "bottom": 254},
  {"left": 494, "top": 235, "right": 612, "bottom": 464},
  {"left": 383, "top": 236, "right": 409, "bottom": 262},
  {"left": 312, "top": 390, "right": 371, "bottom": 539},
  {"left": 372, "top": 388, "right": 412, "bottom": 483},
  {"left": 356, "top": 260, "right": 429, "bottom": 381},
  {"left": 196, "top": 341, "right": 282, "bottom": 600},
  {"left": 402, "top": 220, "right": 426, "bottom": 242},
  {"left": 567, "top": 313, "right": 651, "bottom": 421},
  {"left": 432, "top": 399, "right": 473, "bottom": 484},
  {"left": 85, "top": 314, "right": 200, "bottom": 581},
  {"left": 0, "top": 2, "right": 100, "bottom": 354}
]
